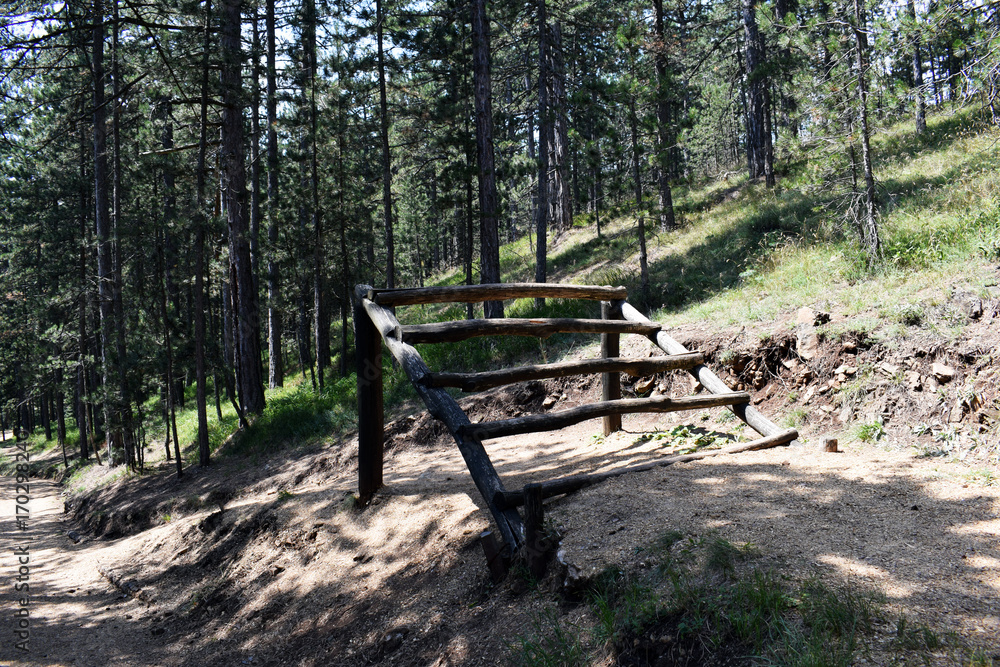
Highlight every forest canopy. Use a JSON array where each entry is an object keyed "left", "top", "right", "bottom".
[{"left": 2, "top": 0, "right": 998, "bottom": 469}]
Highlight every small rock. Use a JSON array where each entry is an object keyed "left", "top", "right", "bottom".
[
  {"left": 878, "top": 362, "right": 899, "bottom": 376},
  {"left": 802, "top": 387, "right": 815, "bottom": 404},
  {"left": 904, "top": 370, "right": 922, "bottom": 392},
  {"left": 67, "top": 530, "right": 82, "bottom": 544},
  {"left": 932, "top": 362, "right": 956, "bottom": 383},
  {"left": 796, "top": 332, "right": 819, "bottom": 360},
  {"left": 379, "top": 627, "right": 409, "bottom": 655},
  {"left": 796, "top": 307, "right": 831, "bottom": 326},
  {"left": 542, "top": 395, "right": 558, "bottom": 409},
  {"left": 969, "top": 299, "right": 984, "bottom": 320},
  {"left": 634, "top": 377, "right": 656, "bottom": 396}
]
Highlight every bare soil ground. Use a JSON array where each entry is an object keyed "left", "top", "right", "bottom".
[{"left": 2, "top": 308, "right": 999, "bottom": 667}]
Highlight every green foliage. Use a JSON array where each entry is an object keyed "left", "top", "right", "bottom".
[
  {"left": 226, "top": 378, "right": 357, "bottom": 458},
  {"left": 634, "top": 424, "right": 724, "bottom": 453},
  {"left": 894, "top": 615, "right": 943, "bottom": 651},
  {"left": 854, "top": 422, "right": 886, "bottom": 443},
  {"left": 510, "top": 608, "right": 588, "bottom": 667},
  {"left": 568, "top": 532, "right": 892, "bottom": 666}
]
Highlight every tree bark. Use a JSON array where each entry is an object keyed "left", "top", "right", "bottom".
[
  {"left": 471, "top": 0, "right": 504, "bottom": 319},
  {"left": 652, "top": 0, "right": 676, "bottom": 229},
  {"left": 221, "top": 0, "right": 265, "bottom": 414},
  {"left": 548, "top": 22, "right": 571, "bottom": 236},
  {"left": 266, "top": 0, "right": 283, "bottom": 388},
  {"left": 92, "top": 0, "right": 119, "bottom": 463},
  {"left": 743, "top": 0, "right": 771, "bottom": 185},
  {"left": 629, "top": 97, "right": 650, "bottom": 306},
  {"left": 907, "top": 0, "right": 926, "bottom": 134},
  {"left": 376, "top": 0, "right": 395, "bottom": 289},
  {"left": 534, "top": 0, "right": 550, "bottom": 307},
  {"left": 853, "top": 0, "right": 880, "bottom": 266},
  {"left": 110, "top": 0, "right": 133, "bottom": 466},
  {"left": 194, "top": 0, "right": 212, "bottom": 465}
]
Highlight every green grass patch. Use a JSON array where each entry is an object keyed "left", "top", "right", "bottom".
[
  {"left": 509, "top": 533, "right": 917, "bottom": 666},
  {"left": 224, "top": 376, "right": 357, "bottom": 459}
]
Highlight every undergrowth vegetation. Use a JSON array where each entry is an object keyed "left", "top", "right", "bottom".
[
  {"left": 7, "top": 104, "right": 998, "bottom": 494},
  {"left": 511, "top": 531, "right": 983, "bottom": 666}
]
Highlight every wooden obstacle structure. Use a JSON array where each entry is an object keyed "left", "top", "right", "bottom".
[{"left": 353, "top": 283, "right": 798, "bottom": 568}]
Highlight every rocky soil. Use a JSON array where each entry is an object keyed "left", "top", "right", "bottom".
[{"left": 2, "top": 293, "right": 999, "bottom": 667}]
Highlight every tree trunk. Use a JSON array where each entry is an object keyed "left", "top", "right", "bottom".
[
  {"left": 471, "top": 0, "right": 504, "bottom": 319},
  {"left": 110, "top": 0, "right": 134, "bottom": 466},
  {"left": 534, "top": 0, "right": 550, "bottom": 308},
  {"left": 78, "top": 159, "right": 91, "bottom": 460},
  {"left": 92, "top": 0, "right": 119, "bottom": 463},
  {"left": 55, "top": 370, "right": 67, "bottom": 448},
  {"left": 157, "top": 231, "right": 183, "bottom": 477},
  {"left": 853, "top": 0, "right": 880, "bottom": 266},
  {"left": 907, "top": 0, "right": 926, "bottom": 134},
  {"left": 652, "top": 0, "right": 676, "bottom": 229},
  {"left": 630, "top": 98, "right": 650, "bottom": 306},
  {"left": 193, "top": 0, "right": 213, "bottom": 465},
  {"left": 743, "top": 0, "right": 771, "bottom": 185},
  {"left": 376, "top": 0, "right": 395, "bottom": 289},
  {"left": 265, "top": 0, "right": 283, "bottom": 388},
  {"left": 221, "top": 0, "right": 265, "bottom": 414},
  {"left": 548, "top": 22, "right": 571, "bottom": 237}
]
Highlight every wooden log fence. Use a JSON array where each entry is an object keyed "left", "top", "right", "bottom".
[{"left": 353, "top": 283, "right": 797, "bottom": 569}]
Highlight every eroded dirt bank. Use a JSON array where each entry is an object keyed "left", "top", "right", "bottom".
[{"left": 3, "top": 305, "right": 999, "bottom": 667}]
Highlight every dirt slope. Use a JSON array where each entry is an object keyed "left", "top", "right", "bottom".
[{"left": 3, "top": 308, "right": 999, "bottom": 666}]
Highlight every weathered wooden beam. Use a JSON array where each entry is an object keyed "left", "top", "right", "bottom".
[
  {"left": 354, "top": 286, "right": 384, "bottom": 502},
  {"left": 523, "top": 483, "right": 547, "bottom": 579},
  {"left": 461, "top": 392, "right": 751, "bottom": 441},
  {"left": 357, "top": 291, "right": 525, "bottom": 553},
  {"left": 495, "top": 428, "right": 799, "bottom": 508},
  {"left": 369, "top": 282, "right": 628, "bottom": 306},
  {"left": 423, "top": 353, "right": 704, "bottom": 392},
  {"left": 619, "top": 302, "right": 800, "bottom": 445},
  {"left": 401, "top": 318, "right": 660, "bottom": 344},
  {"left": 602, "top": 301, "right": 623, "bottom": 436}
]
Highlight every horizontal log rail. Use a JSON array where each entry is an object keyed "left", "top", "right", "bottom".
[
  {"left": 354, "top": 282, "right": 805, "bottom": 566},
  {"left": 369, "top": 282, "right": 628, "bottom": 306},
  {"left": 619, "top": 302, "right": 800, "bottom": 446},
  {"left": 460, "top": 392, "right": 751, "bottom": 441},
  {"left": 401, "top": 318, "right": 660, "bottom": 344},
  {"left": 494, "top": 428, "right": 799, "bottom": 508},
  {"left": 424, "top": 353, "right": 704, "bottom": 392}
]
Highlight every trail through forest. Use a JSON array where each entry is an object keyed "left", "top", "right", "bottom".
[
  {"left": 0, "top": 471, "right": 161, "bottom": 665},
  {"left": 2, "top": 346, "right": 999, "bottom": 666}
]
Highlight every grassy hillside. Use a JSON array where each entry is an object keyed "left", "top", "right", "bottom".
[{"left": 10, "top": 104, "right": 1000, "bottom": 482}]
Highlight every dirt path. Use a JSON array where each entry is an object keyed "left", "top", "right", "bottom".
[
  {"left": 1, "top": 381, "right": 998, "bottom": 665},
  {"left": 0, "top": 470, "right": 167, "bottom": 667}
]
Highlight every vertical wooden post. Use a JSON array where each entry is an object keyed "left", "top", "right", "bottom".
[
  {"left": 480, "top": 530, "right": 508, "bottom": 582},
  {"left": 601, "top": 300, "right": 622, "bottom": 435},
  {"left": 524, "top": 483, "right": 547, "bottom": 579},
  {"left": 354, "top": 285, "right": 384, "bottom": 501}
]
